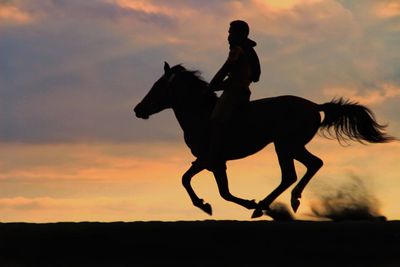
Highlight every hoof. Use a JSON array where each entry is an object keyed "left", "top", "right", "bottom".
[
  {"left": 201, "top": 202, "right": 212, "bottom": 216},
  {"left": 251, "top": 209, "right": 263, "bottom": 219},
  {"left": 194, "top": 199, "right": 213, "bottom": 215},
  {"left": 291, "top": 198, "right": 300, "bottom": 213}
]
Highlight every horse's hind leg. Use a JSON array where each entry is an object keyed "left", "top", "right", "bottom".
[
  {"left": 213, "top": 168, "right": 257, "bottom": 210},
  {"left": 182, "top": 163, "right": 212, "bottom": 215},
  {"left": 252, "top": 143, "right": 297, "bottom": 218},
  {"left": 291, "top": 147, "right": 323, "bottom": 212}
]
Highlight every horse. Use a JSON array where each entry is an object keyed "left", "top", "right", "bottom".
[{"left": 134, "top": 62, "right": 395, "bottom": 219}]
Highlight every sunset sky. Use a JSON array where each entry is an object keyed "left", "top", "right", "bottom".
[{"left": 1, "top": 0, "right": 400, "bottom": 222}]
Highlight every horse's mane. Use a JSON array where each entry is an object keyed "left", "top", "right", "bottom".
[{"left": 175, "top": 65, "right": 218, "bottom": 103}]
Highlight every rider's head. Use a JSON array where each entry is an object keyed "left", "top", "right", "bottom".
[{"left": 228, "top": 20, "right": 250, "bottom": 45}]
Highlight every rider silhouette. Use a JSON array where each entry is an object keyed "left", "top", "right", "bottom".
[{"left": 202, "top": 20, "right": 261, "bottom": 170}]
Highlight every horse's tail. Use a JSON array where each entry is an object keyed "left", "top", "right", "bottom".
[{"left": 318, "top": 98, "right": 396, "bottom": 144}]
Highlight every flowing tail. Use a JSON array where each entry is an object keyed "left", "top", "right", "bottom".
[{"left": 318, "top": 98, "right": 396, "bottom": 144}]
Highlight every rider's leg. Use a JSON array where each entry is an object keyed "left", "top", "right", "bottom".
[
  {"left": 204, "top": 93, "right": 232, "bottom": 170},
  {"left": 205, "top": 90, "right": 249, "bottom": 169}
]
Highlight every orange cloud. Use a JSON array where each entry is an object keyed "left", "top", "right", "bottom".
[
  {"left": 115, "top": 0, "right": 172, "bottom": 15},
  {"left": 253, "top": 0, "right": 322, "bottom": 10},
  {"left": 0, "top": 196, "right": 140, "bottom": 222},
  {"left": 0, "top": 142, "right": 189, "bottom": 182},
  {"left": 0, "top": 4, "right": 32, "bottom": 24},
  {"left": 375, "top": 2, "right": 400, "bottom": 18},
  {"left": 323, "top": 83, "right": 400, "bottom": 106}
]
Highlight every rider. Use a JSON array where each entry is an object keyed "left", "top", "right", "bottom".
[{"left": 202, "top": 20, "right": 261, "bottom": 170}]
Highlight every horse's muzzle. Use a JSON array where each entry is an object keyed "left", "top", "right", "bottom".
[{"left": 133, "top": 104, "right": 149, "bottom": 119}]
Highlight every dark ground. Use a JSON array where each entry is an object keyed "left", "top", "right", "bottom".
[{"left": 0, "top": 220, "right": 399, "bottom": 267}]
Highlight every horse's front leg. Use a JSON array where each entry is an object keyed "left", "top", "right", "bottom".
[
  {"left": 182, "top": 162, "right": 211, "bottom": 215},
  {"left": 213, "top": 168, "right": 257, "bottom": 210}
]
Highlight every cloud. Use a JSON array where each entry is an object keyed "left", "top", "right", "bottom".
[
  {"left": 0, "top": 196, "right": 138, "bottom": 211},
  {"left": 323, "top": 83, "right": 400, "bottom": 105},
  {"left": 0, "top": 142, "right": 190, "bottom": 183},
  {"left": 337, "top": 0, "right": 400, "bottom": 20},
  {"left": 375, "top": 2, "right": 400, "bottom": 18},
  {"left": 0, "top": 196, "right": 144, "bottom": 222},
  {"left": 0, "top": 2, "right": 33, "bottom": 24},
  {"left": 3, "top": 0, "right": 175, "bottom": 26},
  {"left": 0, "top": 197, "right": 49, "bottom": 210}
]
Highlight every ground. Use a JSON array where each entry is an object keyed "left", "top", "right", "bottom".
[{"left": 0, "top": 220, "right": 399, "bottom": 266}]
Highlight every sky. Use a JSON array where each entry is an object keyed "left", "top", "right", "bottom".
[{"left": 1, "top": 0, "right": 399, "bottom": 222}]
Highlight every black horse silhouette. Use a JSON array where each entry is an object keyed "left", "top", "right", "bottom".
[{"left": 134, "top": 62, "right": 395, "bottom": 218}]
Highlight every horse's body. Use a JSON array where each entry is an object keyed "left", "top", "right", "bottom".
[
  {"left": 187, "top": 96, "right": 320, "bottom": 161},
  {"left": 134, "top": 62, "right": 395, "bottom": 218}
]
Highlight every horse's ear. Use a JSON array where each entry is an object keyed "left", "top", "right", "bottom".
[{"left": 164, "top": 62, "right": 171, "bottom": 73}]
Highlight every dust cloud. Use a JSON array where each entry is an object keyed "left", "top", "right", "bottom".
[
  {"left": 310, "top": 176, "right": 386, "bottom": 221},
  {"left": 266, "top": 202, "right": 295, "bottom": 221}
]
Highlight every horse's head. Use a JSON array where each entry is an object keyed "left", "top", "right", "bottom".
[{"left": 134, "top": 62, "right": 185, "bottom": 119}]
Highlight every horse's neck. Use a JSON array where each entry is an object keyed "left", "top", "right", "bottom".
[
  {"left": 173, "top": 103, "right": 211, "bottom": 135},
  {"left": 172, "top": 95, "right": 215, "bottom": 157}
]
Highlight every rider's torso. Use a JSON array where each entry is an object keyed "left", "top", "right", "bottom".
[{"left": 224, "top": 45, "right": 253, "bottom": 90}]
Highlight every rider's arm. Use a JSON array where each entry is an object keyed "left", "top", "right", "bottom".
[{"left": 208, "top": 46, "right": 242, "bottom": 92}]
